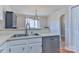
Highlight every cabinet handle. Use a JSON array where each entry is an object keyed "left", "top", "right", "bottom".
[
  {"left": 51, "top": 39, "right": 57, "bottom": 40},
  {"left": 41, "top": 44, "right": 43, "bottom": 47},
  {"left": 30, "top": 46, "right": 32, "bottom": 49},
  {"left": 22, "top": 48, "right": 24, "bottom": 51},
  {"left": 9, "top": 48, "right": 11, "bottom": 53}
]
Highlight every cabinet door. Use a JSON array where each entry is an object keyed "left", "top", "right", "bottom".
[
  {"left": 5, "top": 11, "right": 13, "bottom": 28},
  {"left": 29, "top": 43, "right": 42, "bottom": 53},
  {"left": 1, "top": 48, "right": 9, "bottom": 53},
  {"left": 10, "top": 45, "right": 28, "bottom": 53}
]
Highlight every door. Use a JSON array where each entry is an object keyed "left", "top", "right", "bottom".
[
  {"left": 66, "top": 6, "right": 79, "bottom": 52},
  {"left": 71, "top": 6, "right": 79, "bottom": 51},
  {"left": 76, "top": 6, "right": 79, "bottom": 52},
  {"left": 70, "top": 6, "right": 77, "bottom": 50},
  {"left": 29, "top": 43, "right": 42, "bottom": 53},
  {"left": 9, "top": 45, "right": 28, "bottom": 53}
]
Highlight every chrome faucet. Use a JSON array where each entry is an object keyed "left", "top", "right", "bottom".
[
  {"left": 25, "top": 28, "right": 28, "bottom": 36},
  {"left": 25, "top": 23, "right": 30, "bottom": 36}
]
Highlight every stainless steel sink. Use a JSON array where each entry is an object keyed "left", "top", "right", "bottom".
[
  {"left": 12, "top": 34, "right": 28, "bottom": 37},
  {"left": 12, "top": 33, "right": 39, "bottom": 37}
]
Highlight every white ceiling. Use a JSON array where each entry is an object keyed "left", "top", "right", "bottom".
[{"left": 10, "top": 5, "right": 68, "bottom": 16}]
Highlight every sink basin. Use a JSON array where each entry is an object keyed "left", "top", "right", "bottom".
[
  {"left": 12, "top": 33, "right": 39, "bottom": 37},
  {"left": 12, "top": 34, "right": 28, "bottom": 37}
]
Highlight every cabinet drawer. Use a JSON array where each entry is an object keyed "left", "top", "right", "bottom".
[
  {"left": 7, "top": 39, "right": 28, "bottom": 46},
  {"left": 28, "top": 38, "right": 42, "bottom": 44}
]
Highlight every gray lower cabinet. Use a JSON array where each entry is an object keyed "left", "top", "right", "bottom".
[{"left": 42, "top": 35, "right": 60, "bottom": 53}]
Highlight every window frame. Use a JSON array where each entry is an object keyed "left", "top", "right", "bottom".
[{"left": 25, "top": 18, "right": 40, "bottom": 29}]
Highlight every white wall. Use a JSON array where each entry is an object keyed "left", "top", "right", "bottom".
[
  {"left": 0, "top": 5, "right": 13, "bottom": 29},
  {"left": 39, "top": 16, "right": 48, "bottom": 28},
  {"left": 3, "top": 5, "right": 13, "bottom": 11},
  {"left": 16, "top": 14, "right": 48, "bottom": 29},
  {"left": 16, "top": 14, "right": 26, "bottom": 29},
  {"left": 0, "top": 6, "right": 4, "bottom": 29},
  {"left": 0, "top": 20, "right": 4, "bottom": 29},
  {"left": 0, "top": 5, "right": 48, "bottom": 30},
  {"left": 48, "top": 7, "right": 68, "bottom": 35}
]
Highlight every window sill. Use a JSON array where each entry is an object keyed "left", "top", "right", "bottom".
[{"left": 26, "top": 28, "right": 42, "bottom": 30}]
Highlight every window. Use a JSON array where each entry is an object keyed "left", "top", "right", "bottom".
[{"left": 25, "top": 18, "right": 40, "bottom": 29}]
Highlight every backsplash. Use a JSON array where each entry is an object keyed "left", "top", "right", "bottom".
[
  {"left": 0, "top": 28, "right": 50, "bottom": 35},
  {"left": 27, "top": 28, "right": 50, "bottom": 35},
  {"left": 0, "top": 20, "right": 4, "bottom": 29}
]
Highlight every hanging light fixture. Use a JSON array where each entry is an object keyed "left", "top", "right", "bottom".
[{"left": 33, "top": 9, "right": 39, "bottom": 20}]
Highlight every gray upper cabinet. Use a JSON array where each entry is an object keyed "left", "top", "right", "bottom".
[{"left": 5, "top": 11, "right": 16, "bottom": 28}]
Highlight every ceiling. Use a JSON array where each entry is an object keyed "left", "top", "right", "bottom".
[{"left": 10, "top": 5, "right": 68, "bottom": 16}]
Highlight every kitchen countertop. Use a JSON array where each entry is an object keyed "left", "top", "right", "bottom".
[
  {"left": 39, "top": 33, "right": 58, "bottom": 37},
  {"left": 9, "top": 35, "right": 42, "bottom": 40},
  {"left": 0, "top": 31, "right": 59, "bottom": 46},
  {"left": 0, "top": 34, "right": 13, "bottom": 46}
]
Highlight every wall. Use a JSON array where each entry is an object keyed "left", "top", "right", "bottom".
[
  {"left": 0, "top": 5, "right": 48, "bottom": 29},
  {"left": 0, "top": 5, "right": 13, "bottom": 29},
  {"left": 16, "top": 14, "right": 48, "bottom": 29},
  {"left": 0, "top": 20, "right": 4, "bottom": 29},
  {"left": 3, "top": 5, "right": 13, "bottom": 11},
  {"left": 48, "top": 7, "right": 68, "bottom": 35},
  {"left": 39, "top": 16, "right": 48, "bottom": 28},
  {"left": 0, "top": 6, "right": 4, "bottom": 29},
  {"left": 16, "top": 14, "right": 26, "bottom": 29}
]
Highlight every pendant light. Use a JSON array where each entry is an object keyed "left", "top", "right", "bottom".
[{"left": 33, "top": 9, "right": 39, "bottom": 20}]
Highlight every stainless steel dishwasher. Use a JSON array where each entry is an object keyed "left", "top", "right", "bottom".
[{"left": 42, "top": 35, "right": 60, "bottom": 53}]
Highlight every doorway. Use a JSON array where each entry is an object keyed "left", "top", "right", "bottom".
[{"left": 60, "top": 14, "right": 65, "bottom": 50}]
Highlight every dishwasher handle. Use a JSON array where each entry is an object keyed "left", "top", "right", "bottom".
[{"left": 50, "top": 38, "right": 57, "bottom": 40}]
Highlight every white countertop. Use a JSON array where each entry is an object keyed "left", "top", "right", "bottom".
[
  {"left": 0, "top": 31, "right": 24, "bottom": 46},
  {"left": 0, "top": 30, "right": 59, "bottom": 46},
  {"left": 0, "top": 34, "right": 12, "bottom": 46},
  {"left": 39, "top": 32, "right": 58, "bottom": 37}
]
